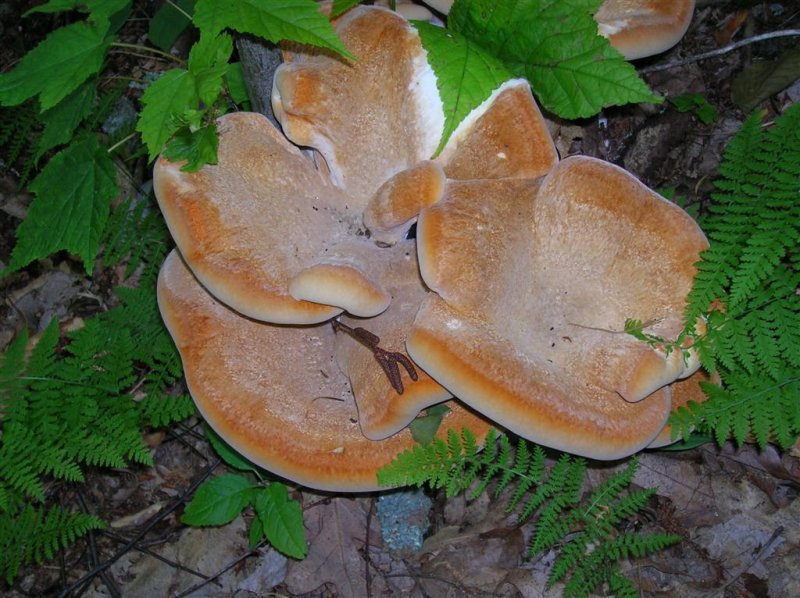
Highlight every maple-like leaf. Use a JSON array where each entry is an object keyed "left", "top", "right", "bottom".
[
  {"left": 0, "top": 19, "right": 113, "bottom": 110},
  {"left": 193, "top": 0, "right": 352, "bottom": 59},
  {"left": 447, "top": 0, "right": 659, "bottom": 118},
  {"left": 414, "top": 22, "right": 513, "bottom": 154},
  {"left": 4, "top": 136, "right": 118, "bottom": 274},
  {"left": 136, "top": 69, "right": 198, "bottom": 160}
]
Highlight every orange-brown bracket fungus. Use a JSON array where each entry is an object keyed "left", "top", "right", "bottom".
[
  {"left": 408, "top": 156, "right": 709, "bottom": 459},
  {"left": 158, "top": 250, "right": 491, "bottom": 491},
  {"left": 154, "top": 4, "right": 709, "bottom": 492},
  {"left": 155, "top": 6, "right": 445, "bottom": 325},
  {"left": 595, "top": 0, "right": 696, "bottom": 60}
]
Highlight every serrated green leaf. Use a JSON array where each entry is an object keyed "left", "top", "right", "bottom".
[
  {"left": 35, "top": 78, "right": 97, "bottom": 161},
  {"left": 248, "top": 510, "right": 265, "bottom": 547},
  {"left": 193, "top": 0, "right": 352, "bottom": 59},
  {"left": 449, "top": 0, "right": 659, "bottom": 119},
  {"left": 136, "top": 68, "right": 197, "bottom": 160},
  {"left": 25, "top": 0, "right": 129, "bottom": 22},
  {"left": 224, "top": 62, "right": 249, "bottom": 107},
  {"left": 0, "top": 20, "right": 113, "bottom": 109},
  {"left": 410, "top": 404, "right": 452, "bottom": 445},
  {"left": 254, "top": 483, "right": 307, "bottom": 559},
  {"left": 163, "top": 124, "right": 219, "bottom": 171},
  {"left": 331, "top": 0, "right": 364, "bottom": 17},
  {"left": 731, "top": 46, "right": 800, "bottom": 112},
  {"left": 206, "top": 425, "right": 258, "bottom": 473},
  {"left": 149, "top": 0, "right": 196, "bottom": 51},
  {"left": 188, "top": 32, "right": 233, "bottom": 105},
  {"left": 4, "top": 135, "right": 117, "bottom": 274},
  {"left": 414, "top": 22, "right": 513, "bottom": 154},
  {"left": 181, "top": 473, "right": 257, "bottom": 526}
]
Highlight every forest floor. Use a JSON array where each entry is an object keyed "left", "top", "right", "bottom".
[{"left": 1, "top": 1, "right": 799, "bottom": 596}]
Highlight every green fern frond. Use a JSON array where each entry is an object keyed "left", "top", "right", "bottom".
[
  {"left": 0, "top": 503, "right": 104, "bottom": 584},
  {"left": 679, "top": 104, "right": 800, "bottom": 449},
  {"left": 0, "top": 103, "right": 40, "bottom": 184},
  {"left": 379, "top": 432, "right": 677, "bottom": 597}
]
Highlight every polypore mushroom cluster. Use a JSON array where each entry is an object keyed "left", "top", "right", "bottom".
[{"left": 155, "top": 6, "right": 706, "bottom": 492}]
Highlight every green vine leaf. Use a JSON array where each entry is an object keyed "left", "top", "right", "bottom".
[
  {"left": 414, "top": 22, "right": 513, "bottom": 154},
  {"left": 24, "top": 0, "right": 129, "bottom": 21},
  {"left": 35, "top": 78, "right": 97, "bottom": 161},
  {"left": 4, "top": 135, "right": 118, "bottom": 274},
  {"left": 254, "top": 483, "right": 307, "bottom": 559},
  {"left": 206, "top": 426, "right": 258, "bottom": 474},
  {"left": 193, "top": 0, "right": 353, "bottom": 59},
  {"left": 0, "top": 19, "right": 114, "bottom": 110},
  {"left": 331, "top": 0, "right": 364, "bottom": 18},
  {"left": 136, "top": 69, "right": 197, "bottom": 160},
  {"left": 188, "top": 32, "right": 234, "bottom": 105},
  {"left": 447, "top": 0, "right": 659, "bottom": 119},
  {"left": 149, "top": 0, "right": 197, "bottom": 51},
  {"left": 182, "top": 473, "right": 257, "bottom": 526}
]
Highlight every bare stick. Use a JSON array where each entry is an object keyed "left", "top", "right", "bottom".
[{"left": 640, "top": 30, "right": 800, "bottom": 74}]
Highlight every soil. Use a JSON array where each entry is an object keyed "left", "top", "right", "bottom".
[{"left": 1, "top": 1, "right": 799, "bottom": 596}]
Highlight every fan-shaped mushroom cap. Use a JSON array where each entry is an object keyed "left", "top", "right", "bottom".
[
  {"left": 436, "top": 79, "right": 557, "bottom": 182},
  {"left": 272, "top": 5, "right": 444, "bottom": 210},
  {"left": 408, "top": 156, "right": 708, "bottom": 459},
  {"left": 158, "top": 249, "right": 491, "bottom": 492},
  {"left": 595, "top": 0, "right": 695, "bottom": 60},
  {"left": 363, "top": 161, "right": 446, "bottom": 245},
  {"left": 334, "top": 241, "right": 452, "bottom": 440},
  {"left": 154, "top": 112, "right": 389, "bottom": 324}
]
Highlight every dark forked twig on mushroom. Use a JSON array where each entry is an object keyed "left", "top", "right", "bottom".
[{"left": 332, "top": 319, "right": 418, "bottom": 395}]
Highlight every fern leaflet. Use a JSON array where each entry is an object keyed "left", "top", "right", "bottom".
[{"left": 378, "top": 432, "right": 680, "bottom": 597}]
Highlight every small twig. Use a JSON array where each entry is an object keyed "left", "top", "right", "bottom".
[
  {"left": 365, "top": 498, "right": 374, "bottom": 596},
  {"left": 640, "top": 30, "right": 800, "bottom": 74},
  {"left": 331, "top": 320, "right": 418, "bottom": 395},
  {"left": 57, "top": 458, "right": 223, "bottom": 598},
  {"left": 172, "top": 540, "right": 268, "bottom": 598},
  {"left": 713, "top": 526, "right": 784, "bottom": 597}
]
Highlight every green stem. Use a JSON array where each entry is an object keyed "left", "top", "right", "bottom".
[
  {"left": 107, "top": 132, "right": 138, "bottom": 154},
  {"left": 110, "top": 42, "right": 187, "bottom": 67},
  {"left": 166, "top": 0, "right": 193, "bottom": 22}
]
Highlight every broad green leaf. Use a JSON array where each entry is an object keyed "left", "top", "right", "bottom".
[
  {"left": 0, "top": 20, "right": 113, "bottom": 109},
  {"left": 136, "top": 68, "right": 197, "bottom": 160},
  {"left": 149, "top": 0, "right": 197, "bottom": 51},
  {"left": 449, "top": 0, "right": 659, "bottom": 119},
  {"left": 5, "top": 135, "right": 118, "bottom": 274},
  {"left": 331, "top": 0, "right": 364, "bottom": 17},
  {"left": 35, "top": 79, "right": 97, "bottom": 161},
  {"left": 25, "top": 0, "right": 129, "bottom": 22},
  {"left": 224, "top": 62, "right": 250, "bottom": 107},
  {"left": 248, "top": 510, "right": 265, "bottom": 547},
  {"left": 414, "top": 22, "right": 512, "bottom": 154},
  {"left": 731, "top": 46, "right": 800, "bottom": 112},
  {"left": 163, "top": 124, "right": 219, "bottom": 171},
  {"left": 255, "top": 483, "right": 307, "bottom": 559},
  {"left": 181, "top": 473, "right": 257, "bottom": 526},
  {"left": 205, "top": 426, "right": 258, "bottom": 473},
  {"left": 193, "top": 0, "right": 353, "bottom": 59},
  {"left": 188, "top": 32, "right": 234, "bottom": 105},
  {"left": 410, "top": 404, "right": 452, "bottom": 445}
]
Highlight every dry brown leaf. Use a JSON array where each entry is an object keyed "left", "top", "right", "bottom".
[{"left": 284, "top": 496, "right": 379, "bottom": 597}]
